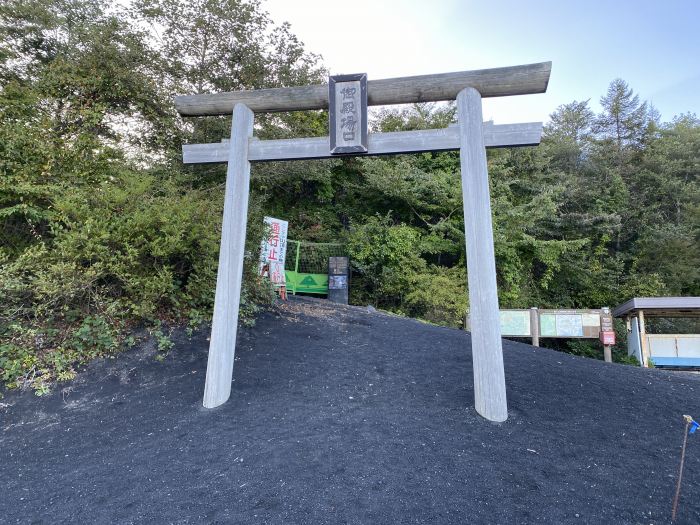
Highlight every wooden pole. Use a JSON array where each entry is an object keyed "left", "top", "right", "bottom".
[
  {"left": 458, "top": 87, "right": 508, "bottom": 423},
  {"left": 671, "top": 416, "right": 693, "bottom": 522},
  {"left": 638, "top": 309, "right": 649, "bottom": 368},
  {"left": 203, "top": 103, "right": 254, "bottom": 409},
  {"left": 175, "top": 62, "right": 552, "bottom": 116},
  {"left": 293, "top": 240, "right": 301, "bottom": 295},
  {"left": 603, "top": 345, "right": 612, "bottom": 363},
  {"left": 530, "top": 307, "right": 540, "bottom": 347}
]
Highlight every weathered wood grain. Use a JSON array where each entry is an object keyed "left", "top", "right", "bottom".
[
  {"left": 182, "top": 122, "right": 542, "bottom": 164},
  {"left": 530, "top": 307, "right": 540, "bottom": 347},
  {"left": 458, "top": 87, "right": 508, "bottom": 423},
  {"left": 638, "top": 310, "right": 650, "bottom": 368},
  {"left": 202, "top": 103, "right": 254, "bottom": 409},
  {"left": 175, "top": 62, "right": 552, "bottom": 116}
]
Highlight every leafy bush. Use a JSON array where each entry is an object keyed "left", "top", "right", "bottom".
[
  {"left": 0, "top": 167, "right": 274, "bottom": 394},
  {"left": 346, "top": 214, "right": 467, "bottom": 326},
  {"left": 404, "top": 266, "right": 468, "bottom": 326},
  {"left": 347, "top": 214, "right": 426, "bottom": 307},
  {"left": 0, "top": 0, "right": 319, "bottom": 395}
]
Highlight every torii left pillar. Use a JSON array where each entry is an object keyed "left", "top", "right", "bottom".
[
  {"left": 458, "top": 87, "right": 507, "bottom": 422},
  {"left": 203, "top": 103, "right": 253, "bottom": 408}
]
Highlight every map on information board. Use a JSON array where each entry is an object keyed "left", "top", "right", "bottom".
[
  {"left": 499, "top": 310, "right": 531, "bottom": 336},
  {"left": 469, "top": 309, "right": 604, "bottom": 339},
  {"left": 540, "top": 314, "right": 556, "bottom": 337},
  {"left": 539, "top": 311, "right": 600, "bottom": 338},
  {"left": 555, "top": 314, "right": 584, "bottom": 337},
  {"left": 581, "top": 313, "right": 600, "bottom": 328}
]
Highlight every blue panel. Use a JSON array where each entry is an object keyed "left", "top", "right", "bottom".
[{"left": 651, "top": 357, "right": 700, "bottom": 368}]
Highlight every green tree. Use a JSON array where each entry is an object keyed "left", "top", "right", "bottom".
[
  {"left": 629, "top": 114, "right": 700, "bottom": 295},
  {"left": 0, "top": 0, "right": 322, "bottom": 393},
  {"left": 544, "top": 99, "right": 594, "bottom": 171},
  {"left": 596, "top": 78, "right": 649, "bottom": 154}
]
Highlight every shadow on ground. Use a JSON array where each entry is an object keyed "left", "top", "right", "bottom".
[{"left": 2, "top": 296, "right": 699, "bottom": 524}]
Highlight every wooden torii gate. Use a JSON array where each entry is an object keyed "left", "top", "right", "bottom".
[{"left": 175, "top": 61, "right": 552, "bottom": 422}]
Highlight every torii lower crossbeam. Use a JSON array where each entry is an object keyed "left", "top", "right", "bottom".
[
  {"left": 191, "top": 89, "right": 542, "bottom": 421},
  {"left": 183, "top": 121, "right": 542, "bottom": 164}
]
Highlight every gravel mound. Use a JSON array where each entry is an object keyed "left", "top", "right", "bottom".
[{"left": 2, "top": 296, "right": 699, "bottom": 524}]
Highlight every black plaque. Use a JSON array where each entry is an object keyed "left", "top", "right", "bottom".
[
  {"left": 328, "top": 256, "right": 350, "bottom": 304},
  {"left": 329, "top": 74, "right": 368, "bottom": 155}
]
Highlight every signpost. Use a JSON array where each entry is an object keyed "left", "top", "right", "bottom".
[
  {"left": 259, "top": 216, "right": 288, "bottom": 287},
  {"left": 176, "top": 62, "right": 552, "bottom": 421},
  {"left": 599, "top": 307, "right": 615, "bottom": 362},
  {"left": 498, "top": 310, "right": 531, "bottom": 337}
]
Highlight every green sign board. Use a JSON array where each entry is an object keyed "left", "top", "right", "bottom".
[{"left": 285, "top": 271, "right": 329, "bottom": 294}]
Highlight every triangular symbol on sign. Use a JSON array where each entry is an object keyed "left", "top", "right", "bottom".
[{"left": 300, "top": 275, "right": 317, "bottom": 285}]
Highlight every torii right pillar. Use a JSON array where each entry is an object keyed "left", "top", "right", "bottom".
[{"left": 458, "top": 87, "right": 507, "bottom": 422}]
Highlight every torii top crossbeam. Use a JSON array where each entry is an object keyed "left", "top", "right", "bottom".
[
  {"left": 176, "top": 61, "right": 552, "bottom": 422},
  {"left": 175, "top": 61, "right": 551, "bottom": 115}
]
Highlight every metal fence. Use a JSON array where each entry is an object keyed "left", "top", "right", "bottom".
[{"left": 284, "top": 240, "right": 346, "bottom": 295}]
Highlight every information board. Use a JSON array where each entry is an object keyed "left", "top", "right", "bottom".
[
  {"left": 582, "top": 313, "right": 601, "bottom": 328},
  {"left": 555, "top": 314, "right": 584, "bottom": 337},
  {"left": 539, "top": 310, "right": 602, "bottom": 338},
  {"left": 539, "top": 314, "right": 556, "bottom": 336},
  {"left": 329, "top": 275, "right": 347, "bottom": 290},
  {"left": 468, "top": 308, "right": 606, "bottom": 340},
  {"left": 499, "top": 310, "right": 531, "bottom": 336}
]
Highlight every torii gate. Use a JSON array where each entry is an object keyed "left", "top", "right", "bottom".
[{"left": 175, "top": 61, "right": 552, "bottom": 422}]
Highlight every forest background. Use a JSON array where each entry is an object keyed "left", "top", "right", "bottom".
[{"left": 1, "top": 0, "right": 698, "bottom": 394}]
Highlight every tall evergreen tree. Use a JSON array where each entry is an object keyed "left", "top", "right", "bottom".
[
  {"left": 596, "top": 78, "right": 649, "bottom": 153},
  {"left": 547, "top": 100, "right": 594, "bottom": 142},
  {"left": 544, "top": 99, "right": 594, "bottom": 171}
]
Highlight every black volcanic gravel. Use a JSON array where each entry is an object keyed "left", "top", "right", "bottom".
[{"left": 2, "top": 296, "right": 699, "bottom": 524}]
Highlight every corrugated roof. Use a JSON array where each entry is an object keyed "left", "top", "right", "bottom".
[{"left": 613, "top": 297, "right": 700, "bottom": 317}]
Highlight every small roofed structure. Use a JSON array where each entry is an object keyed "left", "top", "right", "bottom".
[{"left": 613, "top": 297, "right": 700, "bottom": 368}]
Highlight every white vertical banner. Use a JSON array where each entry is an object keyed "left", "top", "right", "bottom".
[{"left": 259, "top": 217, "right": 288, "bottom": 285}]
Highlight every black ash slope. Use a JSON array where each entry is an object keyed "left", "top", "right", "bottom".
[{"left": 2, "top": 297, "right": 699, "bottom": 524}]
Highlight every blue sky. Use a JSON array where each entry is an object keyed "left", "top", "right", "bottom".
[{"left": 264, "top": 0, "right": 699, "bottom": 124}]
